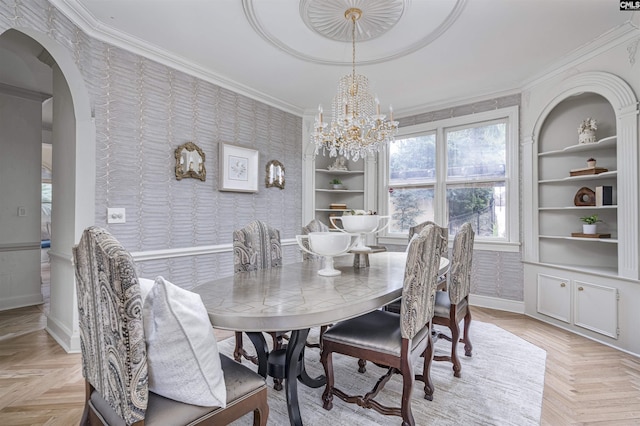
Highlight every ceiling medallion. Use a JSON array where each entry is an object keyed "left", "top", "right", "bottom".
[{"left": 302, "top": 0, "right": 405, "bottom": 42}]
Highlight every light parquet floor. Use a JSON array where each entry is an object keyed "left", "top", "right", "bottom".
[{"left": 1, "top": 305, "right": 639, "bottom": 425}]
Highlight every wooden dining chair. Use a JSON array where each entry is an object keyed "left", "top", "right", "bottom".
[
  {"left": 73, "top": 226, "right": 269, "bottom": 426},
  {"left": 433, "top": 222, "right": 475, "bottom": 378},
  {"left": 320, "top": 224, "right": 445, "bottom": 426},
  {"left": 233, "top": 220, "right": 286, "bottom": 388}
]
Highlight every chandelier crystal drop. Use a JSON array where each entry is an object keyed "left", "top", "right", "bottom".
[{"left": 312, "top": 7, "right": 399, "bottom": 162}]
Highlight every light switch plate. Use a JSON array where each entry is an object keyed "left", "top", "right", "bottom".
[
  {"left": 17, "top": 206, "right": 26, "bottom": 217},
  {"left": 107, "top": 207, "right": 126, "bottom": 224}
]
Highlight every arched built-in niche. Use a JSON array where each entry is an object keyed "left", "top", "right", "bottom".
[{"left": 525, "top": 71, "right": 639, "bottom": 279}]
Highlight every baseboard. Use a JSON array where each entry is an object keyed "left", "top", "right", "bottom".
[
  {"left": 46, "top": 315, "right": 81, "bottom": 353},
  {"left": 0, "top": 293, "right": 44, "bottom": 311},
  {"left": 469, "top": 294, "right": 525, "bottom": 314}
]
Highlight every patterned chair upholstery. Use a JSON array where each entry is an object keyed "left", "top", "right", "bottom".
[
  {"left": 232, "top": 220, "right": 285, "bottom": 389},
  {"left": 233, "top": 220, "right": 282, "bottom": 272},
  {"left": 433, "top": 222, "right": 475, "bottom": 377},
  {"left": 301, "top": 219, "right": 329, "bottom": 261},
  {"left": 73, "top": 226, "right": 269, "bottom": 426},
  {"left": 320, "top": 224, "right": 445, "bottom": 425},
  {"left": 385, "top": 220, "right": 448, "bottom": 314},
  {"left": 409, "top": 220, "right": 448, "bottom": 258}
]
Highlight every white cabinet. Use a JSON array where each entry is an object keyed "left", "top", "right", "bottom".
[
  {"left": 523, "top": 71, "right": 639, "bottom": 355},
  {"left": 536, "top": 274, "right": 571, "bottom": 323},
  {"left": 574, "top": 281, "right": 618, "bottom": 338},
  {"left": 536, "top": 273, "right": 618, "bottom": 338}
]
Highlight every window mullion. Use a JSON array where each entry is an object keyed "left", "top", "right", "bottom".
[{"left": 434, "top": 126, "right": 448, "bottom": 226}]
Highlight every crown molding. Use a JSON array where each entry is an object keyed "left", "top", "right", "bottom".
[
  {"left": 49, "top": 0, "right": 304, "bottom": 116},
  {"left": 522, "top": 21, "right": 640, "bottom": 91}
]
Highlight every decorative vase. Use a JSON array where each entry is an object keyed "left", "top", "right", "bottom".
[
  {"left": 583, "top": 224, "right": 597, "bottom": 234},
  {"left": 579, "top": 129, "right": 596, "bottom": 144}
]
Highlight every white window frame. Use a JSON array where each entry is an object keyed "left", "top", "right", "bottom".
[{"left": 377, "top": 106, "right": 520, "bottom": 252}]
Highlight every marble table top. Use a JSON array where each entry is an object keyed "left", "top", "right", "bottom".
[{"left": 192, "top": 252, "right": 449, "bottom": 332}]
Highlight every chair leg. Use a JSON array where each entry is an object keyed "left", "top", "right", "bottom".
[
  {"left": 462, "top": 310, "right": 473, "bottom": 357},
  {"left": 450, "top": 318, "right": 462, "bottom": 378},
  {"left": 400, "top": 347, "right": 416, "bottom": 426},
  {"left": 320, "top": 348, "right": 334, "bottom": 411},
  {"left": 252, "top": 391, "right": 269, "bottom": 426},
  {"left": 234, "top": 331, "right": 243, "bottom": 362},
  {"left": 421, "top": 331, "right": 434, "bottom": 401}
]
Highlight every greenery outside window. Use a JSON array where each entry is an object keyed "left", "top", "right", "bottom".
[{"left": 378, "top": 106, "right": 519, "bottom": 251}]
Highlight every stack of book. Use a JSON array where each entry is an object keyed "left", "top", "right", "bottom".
[{"left": 329, "top": 203, "right": 347, "bottom": 210}]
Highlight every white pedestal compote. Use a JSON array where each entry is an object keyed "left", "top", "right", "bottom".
[
  {"left": 330, "top": 212, "right": 390, "bottom": 251},
  {"left": 296, "top": 232, "right": 360, "bottom": 276}
]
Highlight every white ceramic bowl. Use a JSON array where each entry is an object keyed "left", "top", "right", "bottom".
[
  {"left": 336, "top": 215, "right": 381, "bottom": 233},
  {"left": 306, "top": 232, "right": 354, "bottom": 256}
]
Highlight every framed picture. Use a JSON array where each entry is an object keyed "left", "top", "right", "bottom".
[{"left": 219, "top": 143, "right": 259, "bottom": 192}]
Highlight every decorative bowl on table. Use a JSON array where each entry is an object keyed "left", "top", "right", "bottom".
[
  {"left": 296, "top": 232, "right": 359, "bottom": 276},
  {"left": 329, "top": 210, "right": 390, "bottom": 251}
]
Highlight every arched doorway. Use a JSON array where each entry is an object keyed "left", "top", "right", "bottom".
[{"left": 0, "top": 27, "right": 95, "bottom": 352}]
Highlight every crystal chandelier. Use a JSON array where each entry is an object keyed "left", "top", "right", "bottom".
[{"left": 311, "top": 7, "right": 399, "bottom": 162}]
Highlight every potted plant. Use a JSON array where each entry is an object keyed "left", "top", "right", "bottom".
[
  {"left": 580, "top": 214, "right": 602, "bottom": 234},
  {"left": 330, "top": 178, "right": 345, "bottom": 190},
  {"left": 587, "top": 157, "right": 596, "bottom": 168}
]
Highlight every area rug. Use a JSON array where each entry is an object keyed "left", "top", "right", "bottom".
[{"left": 222, "top": 321, "right": 546, "bottom": 425}]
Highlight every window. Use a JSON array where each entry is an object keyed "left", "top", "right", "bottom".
[{"left": 379, "top": 107, "right": 519, "bottom": 251}]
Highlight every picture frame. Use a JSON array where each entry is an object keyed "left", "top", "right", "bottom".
[{"left": 219, "top": 143, "right": 259, "bottom": 193}]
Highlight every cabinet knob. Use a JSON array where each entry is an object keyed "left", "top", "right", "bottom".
[
  {"left": 560, "top": 282, "right": 566, "bottom": 287},
  {"left": 578, "top": 286, "right": 584, "bottom": 291}
]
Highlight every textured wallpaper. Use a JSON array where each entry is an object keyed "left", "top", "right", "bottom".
[{"left": 1, "top": 0, "right": 303, "bottom": 288}]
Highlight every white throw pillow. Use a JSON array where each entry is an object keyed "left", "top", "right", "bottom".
[
  {"left": 143, "top": 276, "right": 226, "bottom": 407},
  {"left": 138, "top": 278, "right": 154, "bottom": 301}
]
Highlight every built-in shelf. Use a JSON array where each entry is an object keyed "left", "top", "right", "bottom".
[
  {"left": 538, "top": 135, "right": 616, "bottom": 157},
  {"left": 538, "top": 205, "right": 617, "bottom": 211},
  {"left": 539, "top": 234, "right": 618, "bottom": 243},
  {"left": 315, "top": 189, "right": 364, "bottom": 193},
  {"left": 538, "top": 170, "right": 617, "bottom": 184},
  {"left": 537, "top": 262, "right": 618, "bottom": 277},
  {"left": 315, "top": 169, "right": 364, "bottom": 175}
]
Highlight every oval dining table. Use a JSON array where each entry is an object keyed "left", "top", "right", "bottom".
[{"left": 192, "top": 251, "right": 449, "bottom": 426}]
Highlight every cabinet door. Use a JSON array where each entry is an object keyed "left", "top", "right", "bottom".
[
  {"left": 574, "top": 280, "right": 618, "bottom": 338},
  {"left": 537, "top": 274, "right": 571, "bottom": 323}
]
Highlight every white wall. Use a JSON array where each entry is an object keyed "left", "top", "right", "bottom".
[{"left": 0, "top": 90, "right": 44, "bottom": 309}]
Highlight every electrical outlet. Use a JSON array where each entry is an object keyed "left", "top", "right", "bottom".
[{"left": 107, "top": 207, "right": 126, "bottom": 224}]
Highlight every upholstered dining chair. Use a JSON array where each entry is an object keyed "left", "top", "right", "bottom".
[
  {"left": 409, "top": 220, "right": 448, "bottom": 258},
  {"left": 320, "top": 224, "right": 445, "bottom": 426},
  {"left": 300, "top": 219, "right": 329, "bottom": 261},
  {"left": 385, "top": 220, "right": 449, "bottom": 315},
  {"left": 233, "top": 220, "right": 286, "bottom": 388},
  {"left": 73, "top": 226, "right": 269, "bottom": 426},
  {"left": 433, "top": 222, "right": 475, "bottom": 378}
]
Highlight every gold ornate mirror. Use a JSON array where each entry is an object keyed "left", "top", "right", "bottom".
[
  {"left": 265, "top": 159, "right": 285, "bottom": 189},
  {"left": 175, "top": 142, "right": 206, "bottom": 181}
]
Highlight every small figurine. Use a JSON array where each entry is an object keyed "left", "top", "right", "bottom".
[{"left": 328, "top": 156, "right": 348, "bottom": 171}]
